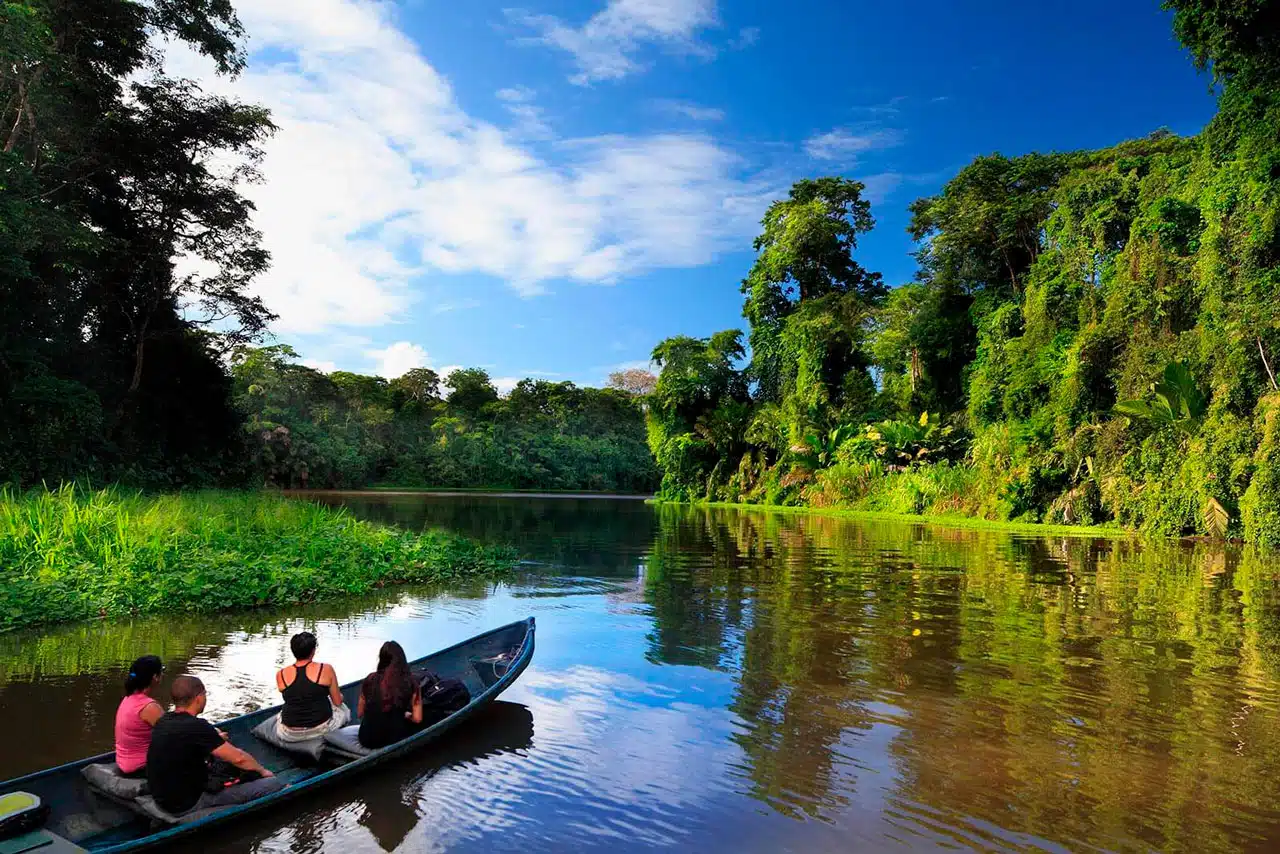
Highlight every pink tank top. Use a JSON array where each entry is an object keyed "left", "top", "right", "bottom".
[{"left": 114, "top": 693, "right": 157, "bottom": 773}]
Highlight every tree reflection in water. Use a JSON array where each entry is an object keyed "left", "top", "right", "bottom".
[{"left": 641, "top": 505, "right": 1280, "bottom": 849}]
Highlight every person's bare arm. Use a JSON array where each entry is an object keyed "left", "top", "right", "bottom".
[
  {"left": 323, "top": 664, "right": 343, "bottom": 707},
  {"left": 357, "top": 691, "right": 365, "bottom": 719},
  {"left": 408, "top": 688, "right": 423, "bottom": 724},
  {"left": 212, "top": 742, "right": 273, "bottom": 778},
  {"left": 138, "top": 701, "right": 164, "bottom": 727},
  {"left": 275, "top": 669, "right": 286, "bottom": 693}
]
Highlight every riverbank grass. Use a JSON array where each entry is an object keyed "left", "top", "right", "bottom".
[{"left": 0, "top": 487, "right": 516, "bottom": 632}]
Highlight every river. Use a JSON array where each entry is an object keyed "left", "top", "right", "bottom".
[{"left": 4, "top": 495, "right": 1280, "bottom": 852}]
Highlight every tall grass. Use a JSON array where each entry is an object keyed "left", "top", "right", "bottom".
[{"left": 0, "top": 486, "right": 516, "bottom": 633}]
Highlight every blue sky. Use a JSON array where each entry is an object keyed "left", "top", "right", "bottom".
[{"left": 180, "top": 0, "right": 1218, "bottom": 391}]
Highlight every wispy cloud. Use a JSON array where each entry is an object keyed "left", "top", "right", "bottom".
[
  {"left": 431, "top": 298, "right": 483, "bottom": 315},
  {"left": 163, "top": 0, "right": 767, "bottom": 335},
  {"left": 367, "top": 341, "right": 430, "bottom": 378},
  {"left": 496, "top": 85, "right": 537, "bottom": 103},
  {"left": 496, "top": 85, "right": 552, "bottom": 138},
  {"left": 507, "top": 0, "right": 720, "bottom": 85},
  {"left": 729, "top": 26, "right": 759, "bottom": 49},
  {"left": 859, "top": 172, "right": 904, "bottom": 204},
  {"left": 804, "top": 127, "right": 904, "bottom": 162},
  {"left": 653, "top": 99, "right": 725, "bottom": 121}
]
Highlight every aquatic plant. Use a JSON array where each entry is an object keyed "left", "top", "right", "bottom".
[{"left": 0, "top": 486, "right": 516, "bottom": 632}]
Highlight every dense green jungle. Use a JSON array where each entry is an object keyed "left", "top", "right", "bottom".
[
  {"left": 645, "top": 2, "right": 1280, "bottom": 545},
  {"left": 4, "top": 0, "right": 1280, "bottom": 545}
]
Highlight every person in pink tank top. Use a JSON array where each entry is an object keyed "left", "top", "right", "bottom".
[{"left": 114, "top": 655, "right": 165, "bottom": 776}]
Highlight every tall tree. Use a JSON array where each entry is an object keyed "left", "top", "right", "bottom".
[{"left": 0, "top": 0, "right": 274, "bottom": 485}]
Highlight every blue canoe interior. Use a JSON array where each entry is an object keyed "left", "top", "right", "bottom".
[{"left": 0, "top": 618, "right": 535, "bottom": 853}]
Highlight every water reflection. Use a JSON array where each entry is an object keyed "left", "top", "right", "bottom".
[
  {"left": 4, "top": 497, "right": 1280, "bottom": 851},
  {"left": 313, "top": 493, "right": 657, "bottom": 577}
]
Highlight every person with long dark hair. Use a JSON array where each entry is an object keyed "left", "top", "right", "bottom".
[
  {"left": 357, "top": 641, "right": 424, "bottom": 749},
  {"left": 114, "top": 655, "right": 165, "bottom": 776}
]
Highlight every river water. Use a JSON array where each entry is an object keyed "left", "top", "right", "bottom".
[{"left": 5, "top": 495, "right": 1280, "bottom": 852}]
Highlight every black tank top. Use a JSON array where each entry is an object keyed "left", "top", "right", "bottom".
[{"left": 281, "top": 663, "right": 332, "bottom": 728}]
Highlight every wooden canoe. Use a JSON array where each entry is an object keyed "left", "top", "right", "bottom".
[{"left": 0, "top": 617, "right": 535, "bottom": 852}]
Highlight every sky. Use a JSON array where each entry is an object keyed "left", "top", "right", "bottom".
[{"left": 174, "top": 0, "right": 1219, "bottom": 392}]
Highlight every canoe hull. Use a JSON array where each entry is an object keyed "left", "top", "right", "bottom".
[{"left": 0, "top": 617, "right": 535, "bottom": 853}]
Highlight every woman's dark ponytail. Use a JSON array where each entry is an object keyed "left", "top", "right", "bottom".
[{"left": 124, "top": 655, "right": 164, "bottom": 696}]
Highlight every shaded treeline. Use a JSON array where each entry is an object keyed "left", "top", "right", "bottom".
[
  {"left": 233, "top": 347, "right": 657, "bottom": 492},
  {"left": 1, "top": 0, "right": 274, "bottom": 487}
]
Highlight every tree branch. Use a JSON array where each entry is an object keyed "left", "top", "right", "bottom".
[{"left": 1259, "top": 336, "right": 1278, "bottom": 392}]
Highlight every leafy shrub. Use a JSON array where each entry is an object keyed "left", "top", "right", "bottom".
[{"left": 838, "top": 412, "right": 969, "bottom": 469}]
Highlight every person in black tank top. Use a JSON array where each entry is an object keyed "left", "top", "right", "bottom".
[
  {"left": 273, "top": 632, "right": 351, "bottom": 741},
  {"left": 281, "top": 662, "right": 332, "bottom": 728}
]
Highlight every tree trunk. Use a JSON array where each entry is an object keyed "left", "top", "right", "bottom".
[{"left": 4, "top": 80, "right": 26, "bottom": 153}]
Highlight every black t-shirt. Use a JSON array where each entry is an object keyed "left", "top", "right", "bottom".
[
  {"left": 358, "top": 675, "right": 420, "bottom": 750},
  {"left": 146, "top": 711, "right": 224, "bottom": 814}
]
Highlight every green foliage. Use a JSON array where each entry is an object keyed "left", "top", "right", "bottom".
[
  {"left": 790, "top": 425, "right": 859, "bottom": 472},
  {"left": 648, "top": 3, "right": 1280, "bottom": 548},
  {"left": 1113, "top": 362, "right": 1209, "bottom": 435},
  {"left": 1165, "top": 0, "right": 1280, "bottom": 86},
  {"left": 0, "top": 486, "right": 516, "bottom": 632},
  {"left": 839, "top": 412, "right": 969, "bottom": 469},
  {"left": 1241, "top": 396, "right": 1280, "bottom": 546},
  {"left": 0, "top": 0, "right": 274, "bottom": 487},
  {"left": 230, "top": 347, "right": 658, "bottom": 493}
]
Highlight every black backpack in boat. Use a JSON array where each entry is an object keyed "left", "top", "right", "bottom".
[{"left": 417, "top": 671, "right": 470, "bottom": 725}]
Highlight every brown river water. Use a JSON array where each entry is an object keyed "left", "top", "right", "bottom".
[{"left": 4, "top": 495, "right": 1280, "bottom": 852}]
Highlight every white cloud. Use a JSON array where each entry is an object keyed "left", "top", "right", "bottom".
[
  {"left": 653, "top": 99, "right": 725, "bottom": 121},
  {"left": 301, "top": 358, "right": 337, "bottom": 373},
  {"left": 368, "top": 341, "right": 430, "bottom": 378},
  {"left": 804, "top": 128, "right": 903, "bottom": 162},
  {"left": 508, "top": 0, "right": 720, "bottom": 85},
  {"left": 493, "top": 376, "right": 522, "bottom": 396},
  {"left": 164, "top": 0, "right": 763, "bottom": 335}
]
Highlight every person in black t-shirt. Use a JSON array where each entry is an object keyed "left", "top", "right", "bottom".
[{"left": 147, "top": 675, "right": 286, "bottom": 815}]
